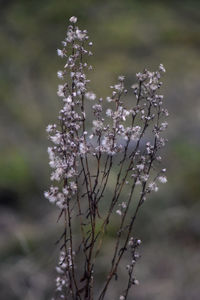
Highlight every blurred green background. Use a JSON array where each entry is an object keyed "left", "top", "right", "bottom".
[{"left": 1, "top": 0, "right": 200, "bottom": 299}]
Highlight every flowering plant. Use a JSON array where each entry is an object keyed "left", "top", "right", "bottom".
[{"left": 45, "top": 16, "right": 168, "bottom": 300}]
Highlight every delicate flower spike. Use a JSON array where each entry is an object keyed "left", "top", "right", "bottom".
[{"left": 69, "top": 16, "right": 77, "bottom": 23}]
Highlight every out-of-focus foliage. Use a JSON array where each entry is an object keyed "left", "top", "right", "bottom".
[{"left": 1, "top": 0, "right": 200, "bottom": 299}]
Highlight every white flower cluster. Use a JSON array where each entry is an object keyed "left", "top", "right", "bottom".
[
  {"left": 45, "top": 17, "right": 168, "bottom": 209},
  {"left": 46, "top": 16, "right": 168, "bottom": 300},
  {"left": 118, "top": 237, "right": 141, "bottom": 299},
  {"left": 55, "top": 251, "right": 68, "bottom": 297},
  {"left": 116, "top": 201, "right": 127, "bottom": 216},
  {"left": 44, "top": 17, "right": 95, "bottom": 208},
  {"left": 54, "top": 248, "right": 75, "bottom": 298}
]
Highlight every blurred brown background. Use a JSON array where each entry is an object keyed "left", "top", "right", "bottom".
[{"left": 1, "top": 0, "right": 200, "bottom": 299}]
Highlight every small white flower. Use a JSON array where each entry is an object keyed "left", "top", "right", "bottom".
[
  {"left": 50, "top": 168, "right": 64, "bottom": 181},
  {"left": 128, "top": 237, "right": 134, "bottom": 246},
  {"left": 57, "top": 49, "right": 64, "bottom": 58},
  {"left": 56, "top": 267, "right": 64, "bottom": 274},
  {"left": 44, "top": 191, "right": 56, "bottom": 203},
  {"left": 47, "top": 147, "right": 55, "bottom": 160},
  {"left": 148, "top": 182, "right": 159, "bottom": 192},
  {"left": 70, "top": 181, "right": 77, "bottom": 192},
  {"left": 121, "top": 202, "right": 127, "bottom": 209},
  {"left": 159, "top": 64, "right": 166, "bottom": 73},
  {"left": 106, "top": 109, "right": 112, "bottom": 117},
  {"left": 116, "top": 210, "right": 122, "bottom": 216},
  {"left": 114, "top": 83, "right": 122, "bottom": 91},
  {"left": 57, "top": 85, "right": 65, "bottom": 97},
  {"left": 85, "top": 92, "right": 96, "bottom": 101},
  {"left": 141, "top": 174, "right": 149, "bottom": 182},
  {"left": 61, "top": 41, "right": 67, "bottom": 46},
  {"left": 76, "top": 29, "right": 86, "bottom": 40},
  {"left": 92, "top": 104, "right": 102, "bottom": 113},
  {"left": 69, "top": 16, "right": 77, "bottom": 23},
  {"left": 57, "top": 71, "right": 64, "bottom": 79},
  {"left": 118, "top": 75, "right": 125, "bottom": 81},
  {"left": 136, "top": 164, "right": 144, "bottom": 171},
  {"left": 119, "top": 296, "right": 125, "bottom": 300},
  {"left": 50, "top": 133, "right": 62, "bottom": 145},
  {"left": 158, "top": 176, "right": 167, "bottom": 183},
  {"left": 134, "top": 253, "right": 140, "bottom": 258},
  {"left": 79, "top": 142, "right": 88, "bottom": 155},
  {"left": 46, "top": 124, "right": 55, "bottom": 133},
  {"left": 160, "top": 121, "right": 168, "bottom": 131},
  {"left": 62, "top": 188, "right": 69, "bottom": 195},
  {"left": 93, "top": 120, "right": 103, "bottom": 130},
  {"left": 106, "top": 96, "right": 112, "bottom": 102},
  {"left": 134, "top": 279, "right": 139, "bottom": 285}
]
